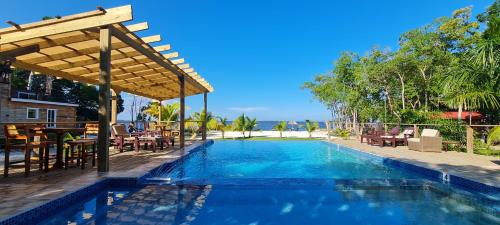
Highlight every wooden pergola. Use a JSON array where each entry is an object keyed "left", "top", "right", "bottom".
[{"left": 0, "top": 5, "right": 213, "bottom": 172}]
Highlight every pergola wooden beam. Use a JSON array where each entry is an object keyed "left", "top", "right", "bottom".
[
  {"left": 125, "top": 22, "right": 148, "bottom": 32},
  {"left": 163, "top": 52, "right": 179, "bottom": 59},
  {"left": 153, "top": 44, "right": 171, "bottom": 52},
  {"left": 0, "top": 5, "right": 133, "bottom": 44},
  {"left": 142, "top": 35, "right": 161, "bottom": 43},
  {"left": 177, "top": 63, "right": 190, "bottom": 69},
  {"left": 171, "top": 58, "right": 184, "bottom": 64},
  {"left": 0, "top": 44, "right": 40, "bottom": 61}
]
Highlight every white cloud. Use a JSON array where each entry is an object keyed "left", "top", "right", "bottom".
[{"left": 227, "top": 107, "right": 269, "bottom": 112}]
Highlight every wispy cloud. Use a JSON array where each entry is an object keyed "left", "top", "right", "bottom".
[{"left": 227, "top": 107, "right": 269, "bottom": 112}]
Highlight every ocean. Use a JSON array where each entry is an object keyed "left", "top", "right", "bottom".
[{"left": 119, "top": 120, "right": 327, "bottom": 131}]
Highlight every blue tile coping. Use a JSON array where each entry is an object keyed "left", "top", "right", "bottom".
[{"left": 1, "top": 139, "right": 499, "bottom": 225}]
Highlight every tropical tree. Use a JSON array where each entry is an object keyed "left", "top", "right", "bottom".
[
  {"left": 245, "top": 117, "right": 258, "bottom": 138},
  {"left": 232, "top": 114, "right": 248, "bottom": 138},
  {"left": 143, "top": 102, "right": 180, "bottom": 124},
  {"left": 304, "top": 2, "right": 500, "bottom": 126},
  {"left": 305, "top": 120, "right": 319, "bottom": 138},
  {"left": 273, "top": 121, "right": 287, "bottom": 138},
  {"left": 215, "top": 117, "right": 230, "bottom": 139}
]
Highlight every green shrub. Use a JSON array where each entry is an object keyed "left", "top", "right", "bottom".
[{"left": 330, "top": 128, "right": 351, "bottom": 139}]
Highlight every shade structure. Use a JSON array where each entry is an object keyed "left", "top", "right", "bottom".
[
  {"left": 0, "top": 5, "right": 213, "bottom": 100},
  {"left": 0, "top": 5, "right": 212, "bottom": 172},
  {"left": 439, "top": 112, "right": 483, "bottom": 121}
]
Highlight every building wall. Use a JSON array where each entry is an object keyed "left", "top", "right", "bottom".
[{"left": 0, "top": 82, "right": 77, "bottom": 137}]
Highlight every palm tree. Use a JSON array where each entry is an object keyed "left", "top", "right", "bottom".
[
  {"left": 143, "top": 102, "right": 180, "bottom": 125},
  {"left": 215, "top": 117, "right": 229, "bottom": 139},
  {"left": 232, "top": 114, "right": 247, "bottom": 138},
  {"left": 190, "top": 110, "right": 214, "bottom": 129},
  {"left": 305, "top": 120, "right": 319, "bottom": 138},
  {"left": 273, "top": 121, "right": 287, "bottom": 138},
  {"left": 245, "top": 117, "right": 258, "bottom": 138}
]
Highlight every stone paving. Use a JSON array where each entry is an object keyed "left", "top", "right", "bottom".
[
  {"left": 0, "top": 141, "right": 199, "bottom": 219},
  {"left": 329, "top": 138, "right": 500, "bottom": 188}
]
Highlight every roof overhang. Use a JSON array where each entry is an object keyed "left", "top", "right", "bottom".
[{"left": 0, "top": 5, "right": 213, "bottom": 101}]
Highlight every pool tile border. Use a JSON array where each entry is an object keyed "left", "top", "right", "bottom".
[{"left": 330, "top": 142, "right": 500, "bottom": 195}]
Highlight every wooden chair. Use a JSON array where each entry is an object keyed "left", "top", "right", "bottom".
[
  {"left": 111, "top": 124, "right": 139, "bottom": 152},
  {"left": 83, "top": 123, "right": 99, "bottom": 139},
  {"left": 3, "top": 125, "right": 55, "bottom": 177},
  {"left": 65, "top": 139, "right": 96, "bottom": 169},
  {"left": 360, "top": 127, "right": 375, "bottom": 144}
]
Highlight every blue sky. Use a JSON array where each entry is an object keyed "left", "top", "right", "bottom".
[{"left": 1, "top": 0, "right": 492, "bottom": 121}]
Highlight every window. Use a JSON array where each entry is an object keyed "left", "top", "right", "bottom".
[
  {"left": 47, "top": 109, "right": 57, "bottom": 128},
  {"left": 26, "top": 108, "right": 39, "bottom": 119}
]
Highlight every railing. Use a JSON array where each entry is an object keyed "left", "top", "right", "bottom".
[{"left": 324, "top": 121, "right": 499, "bottom": 155}]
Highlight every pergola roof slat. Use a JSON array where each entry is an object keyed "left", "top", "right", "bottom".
[{"left": 0, "top": 5, "right": 213, "bottom": 100}]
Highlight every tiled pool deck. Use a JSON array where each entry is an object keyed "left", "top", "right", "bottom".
[
  {"left": 329, "top": 138, "right": 500, "bottom": 189},
  {"left": 0, "top": 141, "right": 201, "bottom": 220}
]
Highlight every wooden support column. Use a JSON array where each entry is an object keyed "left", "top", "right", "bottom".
[
  {"left": 466, "top": 125, "right": 474, "bottom": 154},
  {"left": 158, "top": 100, "right": 162, "bottom": 123},
  {"left": 97, "top": 26, "right": 111, "bottom": 172},
  {"left": 202, "top": 92, "right": 208, "bottom": 140},
  {"left": 110, "top": 89, "right": 118, "bottom": 125},
  {"left": 179, "top": 75, "right": 185, "bottom": 149}
]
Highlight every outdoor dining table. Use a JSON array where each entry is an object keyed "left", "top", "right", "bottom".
[{"left": 42, "top": 127, "right": 86, "bottom": 169}]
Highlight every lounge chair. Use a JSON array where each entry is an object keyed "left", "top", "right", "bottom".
[
  {"left": 407, "top": 129, "right": 442, "bottom": 152},
  {"left": 111, "top": 124, "right": 139, "bottom": 152},
  {"left": 379, "top": 128, "right": 414, "bottom": 147}
]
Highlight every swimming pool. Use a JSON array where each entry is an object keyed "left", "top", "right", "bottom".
[
  {"left": 6, "top": 140, "right": 500, "bottom": 225},
  {"left": 159, "top": 140, "right": 420, "bottom": 181}
]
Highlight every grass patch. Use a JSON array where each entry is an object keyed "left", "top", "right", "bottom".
[{"left": 219, "top": 137, "right": 323, "bottom": 141}]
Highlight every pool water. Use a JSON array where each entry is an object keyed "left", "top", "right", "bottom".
[
  {"left": 161, "top": 140, "right": 420, "bottom": 180},
  {"left": 37, "top": 183, "right": 499, "bottom": 225},
  {"left": 32, "top": 141, "right": 499, "bottom": 225}
]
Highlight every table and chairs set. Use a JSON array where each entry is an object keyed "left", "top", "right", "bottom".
[
  {"left": 360, "top": 125, "right": 444, "bottom": 152},
  {"left": 2, "top": 122, "right": 178, "bottom": 177}
]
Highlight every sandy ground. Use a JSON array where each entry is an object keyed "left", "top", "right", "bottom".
[{"left": 206, "top": 130, "right": 329, "bottom": 139}]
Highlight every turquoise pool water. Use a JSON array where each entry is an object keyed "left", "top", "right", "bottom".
[
  {"left": 161, "top": 140, "right": 420, "bottom": 180},
  {"left": 29, "top": 141, "right": 499, "bottom": 225},
  {"left": 37, "top": 183, "right": 498, "bottom": 225}
]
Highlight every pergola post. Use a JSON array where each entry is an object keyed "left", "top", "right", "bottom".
[
  {"left": 202, "top": 92, "right": 208, "bottom": 140},
  {"left": 158, "top": 100, "right": 162, "bottom": 123},
  {"left": 179, "top": 75, "right": 185, "bottom": 149},
  {"left": 110, "top": 89, "right": 119, "bottom": 125},
  {"left": 97, "top": 26, "right": 111, "bottom": 172}
]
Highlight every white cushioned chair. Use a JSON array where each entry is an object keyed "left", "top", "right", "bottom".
[{"left": 407, "top": 129, "right": 442, "bottom": 152}]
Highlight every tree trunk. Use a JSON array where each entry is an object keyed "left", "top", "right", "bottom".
[
  {"left": 419, "top": 67, "right": 428, "bottom": 112},
  {"left": 397, "top": 72, "right": 406, "bottom": 110},
  {"left": 458, "top": 104, "right": 463, "bottom": 120}
]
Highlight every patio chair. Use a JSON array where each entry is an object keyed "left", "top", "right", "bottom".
[
  {"left": 111, "top": 124, "right": 139, "bottom": 152},
  {"left": 379, "top": 128, "right": 414, "bottom": 147},
  {"left": 407, "top": 129, "right": 442, "bottom": 152},
  {"left": 360, "top": 127, "right": 375, "bottom": 144},
  {"left": 3, "top": 125, "right": 55, "bottom": 177},
  {"left": 82, "top": 123, "right": 99, "bottom": 139}
]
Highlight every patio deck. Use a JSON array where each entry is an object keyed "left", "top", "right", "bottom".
[
  {"left": 329, "top": 138, "right": 500, "bottom": 188},
  {"left": 0, "top": 141, "right": 197, "bottom": 219}
]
